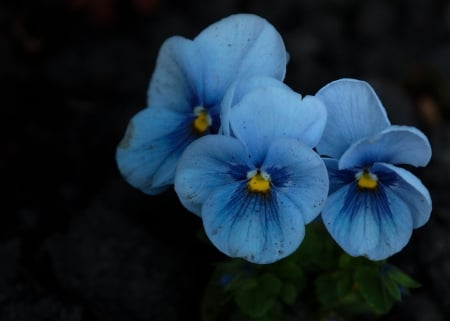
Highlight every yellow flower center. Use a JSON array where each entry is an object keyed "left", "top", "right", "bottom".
[
  {"left": 247, "top": 170, "right": 271, "bottom": 193},
  {"left": 193, "top": 106, "right": 212, "bottom": 134},
  {"left": 357, "top": 171, "right": 378, "bottom": 190}
]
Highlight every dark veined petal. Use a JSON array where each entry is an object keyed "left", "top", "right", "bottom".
[
  {"left": 116, "top": 107, "right": 194, "bottom": 195},
  {"left": 315, "top": 78, "right": 391, "bottom": 158},
  {"left": 174, "top": 135, "right": 252, "bottom": 216},
  {"left": 219, "top": 76, "right": 293, "bottom": 136},
  {"left": 202, "top": 183, "right": 305, "bottom": 264},
  {"left": 323, "top": 158, "right": 356, "bottom": 195},
  {"left": 322, "top": 182, "right": 413, "bottom": 260},
  {"left": 194, "top": 14, "right": 287, "bottom": 106},
  {"left": 147, "top": 36, "right": 204, "bottom": 113},
  {"left": 373, "top": 162, "right": 432, "bottom": 228},
  {"left": 262, "top": 138, "right": 329, "bottom": 224},
  {"left": 339, "top": 125, "right": 432, "bottom": 169},
  {"left": 229, "top": 86, "right": 327, "bottom": 164}
]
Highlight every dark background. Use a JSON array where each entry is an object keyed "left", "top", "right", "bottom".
[{"left": 3, "top": 0, "right": 450, "bottom": 320}]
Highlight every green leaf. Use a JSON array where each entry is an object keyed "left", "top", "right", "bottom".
[
  {"left": 386, "top": 266, "right": 421, "bottom": 289},
  {"left": 382, "top": 277, "right": 402, "bottom": 301},
  {"left": 235, "top": 273, "right": 282, "bottom": 318},
  {"left": 355, "top": 266, "right": 394, "bottom": 315}
]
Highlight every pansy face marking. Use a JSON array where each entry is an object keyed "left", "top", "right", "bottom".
[
  {"left": 192, "top": 106, "right": 212, "bottom": 135},
  {"left": 247, "top": 169, "right": 271, "bottom": 194},
  {"left": 356, "top": 170, "right": 378, "bottom": 190}
]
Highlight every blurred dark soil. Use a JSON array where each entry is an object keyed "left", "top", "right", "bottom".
[{"left": 3, "top": 0, "right": 450, "bottom": 320}]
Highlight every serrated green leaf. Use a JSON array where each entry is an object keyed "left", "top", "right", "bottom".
[{"left": 235, "top": 273, "right": 282, "bottom": 318}]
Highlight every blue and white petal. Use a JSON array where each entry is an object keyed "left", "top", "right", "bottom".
[
  {"left": 202, "top": 183, "right": 305, "bottom": 264},
  {"left": 147, "top": 36, "right": 204, "bottom": 113},
  {"left": 229, "top": 87, "right": 327, "bottom": 164},
  {"left": 262, "top": 138, "right": 329, "bottom": 224},
  {"left": 194, "top": 14, "right": 288, "bottom": 106},
  {"left": 316, "top": 78, "right": 391, "bottom": 158},
  {"left": 322, "top": 182, "right": 412, "bottom": 260},
  {"left": 219, "top": 76, "right": 293, "bottom": 136},
  {"left": 116, "top": 107, "right": 194, "bottom": 195},
  {"left": 339, "top": 125, "right": 432, "bottom": 169},
  {"left": 373, "top": 162, "right": 432, "bottom": 228}
]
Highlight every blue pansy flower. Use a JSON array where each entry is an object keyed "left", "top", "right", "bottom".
[
  {"left": 116, "top": 14, "right": 288, "bottom": 195},
  {"left": 315, "top": 78, "right": 432, "bottom": 260},
  {"left": 174, "top": 79, "right": 329, "bottom": 263}
]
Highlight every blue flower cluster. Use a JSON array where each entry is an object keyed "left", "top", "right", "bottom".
[{"left": 116, "top": 14, "right": 432, "bottom": 264}]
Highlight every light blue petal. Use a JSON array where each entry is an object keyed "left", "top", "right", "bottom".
[
  {"left": 373, "top": 162, "right": 432, "bottom": 228},
  {"left": 194, "top": 14, "right": 287, "bottom": 106},
  {"left": 174, "top": 135, "right": 252, "bottom": 216},
  {"left": 339, "top": 125, "right": 432, "bottom": 169},
  {"left": 202, "top": 183, "right": 305, "bottom": 264},
  {"left": 262, "top": 138, "right": 329, "bottom": 224},
  {"left": 364, "top": 187, "right": 413, "bottom": 260},
  {"left": 219, "top": 76, "right": 293, "bottom": 136},
  {"left": 116, "top": 107, "right": 194, "bottom": 194},
  {"left": 323, "top": 158, "right": 356, "bottom": 194},
  {"left": 322, "top": 182, "right": 413, "bottom": 260},
  {"left": 147, "top": 36, "right": 204, "bottom": 112},
  {"left": 315, "top": 78, "right": 391, "bottom": 158},
  {"left": 229, "top": 87, "right": 327, "bottom": 164}
]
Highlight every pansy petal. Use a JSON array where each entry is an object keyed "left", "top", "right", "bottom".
[
  {"left": 174, "top": 135, "right": 252, "bottom": 216},
  {"left": 363, "top": 188, "right": 413, "bottom": 260},
  {"left": 262, "top": 138, "right": 329, "bottom": 224},
  {"left": 147, "top": 36, "right": 204, "bottom": 112},
  {"left": 339, "top": 126, "right": 432, "bottom": 169},
  {"left": 323, "top": 158, "right": 356, "bottom": 194},
  {"left": 202, "top": 183, "right": 305, "bottom": 264},
  {"left": 116, "top": 107, "right": 193, "bottom": 194},
  {"left": 373, "top": 162, "right": 432, "bottom": 228},
  {"left": 219, "top": 76, "right": 293, "bottom": 136},
  {"left": 194, "top": 14, "right": 287, "bottom": 106},
  {"left": 322, "top": 184, "right": 381, "bottom": 257},
  {"left": 316, "top": 78, "right": 391, "bottom": 158},
  {"left": 322, "top": 182, "right": 413, "bottom": 260},
  {"left": 230, "top": 87, "right": 326, "bottom": 164}
]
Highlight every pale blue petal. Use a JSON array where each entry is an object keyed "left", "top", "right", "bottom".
[
  {"left": 147, "top": 36, "right": 204, "bottom": 112},
  {"left": 174, "top": 135, "right": 252, "bottom": 216},
  {"left": 339, "top": 126, "right": 432, "bottom": 169},
  {"left": 262, "top": 138, "right": 329, "bottom": 224},
  {"left": 363, "top": 187, "right": 413, "bottom": 260},
  {"left": 322, "top": 184, "right": 381, "bottom": 257},
  {"left": 194, "top": 14, "right": 287, "bottom": 106},
  {"left": 202, "top": 183, "right": 305, "bottom": 264},
  {"left": 373, "top": 163, "right": 432, "bottom": 228},
  {"left": 323, "top": 158, "right": 356, "bottom": 194},
  {"left": 229, "top": 87, "right": 327, "bottom": 164},
  {"left": 116, "top": 107, "right": 194, "bottom": 194},
  {"left": 322, "top": 182, "right": 413, "bottom": 260},
  {"left": 316, "top": 78, "right": 391, "bottom": 158},
  {"left": 219, "top": 76, "right": 293, "bottom": 136}
]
